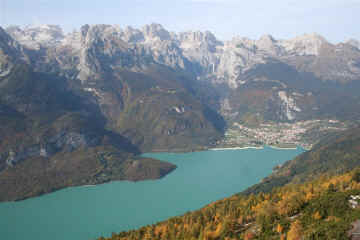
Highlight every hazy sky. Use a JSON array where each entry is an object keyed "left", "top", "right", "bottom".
[{"left": 1, "top": 0, "right": 359, "bottom": 42}]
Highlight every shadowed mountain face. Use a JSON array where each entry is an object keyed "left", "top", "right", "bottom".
[
  {"left": 0, "top": 63, "right": 181, "bottom": 201},
  {"left": 1, "top": 23, "right": 360, "bottom": 201}
]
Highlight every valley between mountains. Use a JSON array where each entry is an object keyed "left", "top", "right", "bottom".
[{"left": 0, "top": 23, "right": 360, "bottom": 202}]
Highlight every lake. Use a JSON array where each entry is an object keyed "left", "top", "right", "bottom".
[{"left": 0, "top": 146, "right": 304, "bottom": 240}]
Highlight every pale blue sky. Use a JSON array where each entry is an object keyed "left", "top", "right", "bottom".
[{"left": 1, "top": 0, "right": 359, "bottom": 42}]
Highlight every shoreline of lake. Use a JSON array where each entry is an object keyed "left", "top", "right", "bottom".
[{"left": 0, "top": 147, "right": 304, "bottom": 240}]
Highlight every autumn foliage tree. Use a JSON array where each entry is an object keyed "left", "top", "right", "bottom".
[{"left": 287, "top": 220, "right": 302, "bottom": 240}]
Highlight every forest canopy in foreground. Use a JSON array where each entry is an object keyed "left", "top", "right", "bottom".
[{"left": 100, "top": 169, "right": 360, "bottom": 240}]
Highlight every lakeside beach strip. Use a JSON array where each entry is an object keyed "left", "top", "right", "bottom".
[
  {"left": 210, "top": 145, "right": 303, "bottom": 151},
  {"left": 268, "top": 145, "right": 298, "bottom": 150},
  {"left": 210, "top": 146, "right": 264, "bottom": 151}
]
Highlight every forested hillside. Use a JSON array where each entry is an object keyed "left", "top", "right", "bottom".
[
  {"left": 101, "top": 169, "right": 360, "bottom": 240},
  {"left": 245, "top": 126, "right": 360, "bottom": 195}
]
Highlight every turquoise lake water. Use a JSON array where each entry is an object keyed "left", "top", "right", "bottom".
[{"left": 0, "top": 146, "right": 304, "bottom": 240}]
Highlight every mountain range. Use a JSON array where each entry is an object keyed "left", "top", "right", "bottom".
[
  {"left": 5, "top": 23, "right": 360, "bottom": 124},
  {"left": 1, "top": 23, "right": 360, "bottom": 201}
]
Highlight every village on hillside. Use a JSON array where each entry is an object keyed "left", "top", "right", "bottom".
[{"left": 216, "top": 119, "right": 350, "bottom": 150}]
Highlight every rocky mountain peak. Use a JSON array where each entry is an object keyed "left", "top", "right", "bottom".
[
  {"left": 0, "top": 27, "right": 27, "bottom": 77},
  {"left": 177, "top": 30, "right": 220, "bottom": 53},
  {"left": 347, "top": 39, "right": 360, "bottom": 49},
  {"left": 80, "top": 24, "right": 90, "bottom": 40},
  {"left": 142, "top": 23, "right": 171, "bottom": 41},
  {"left": 258, "top": 34, "right": 276, "bottom": 43},
  {"left": 6, "top": 24, "right": 64, "bottom": 50},
  {"left": 256, "top": 34, "right": 282, "bottom": 55},
  {"left": 79, "top": 24, "right": 121, "bottom": 44},
  {"left": 178, "top": 30, "right": 217, "bottom": 43},
  {"left": 0, "top": 26, "right": 15, "bottom": 47},
  {"left": 121, "top": 26, "right": 144, "bottom": 43},
  {"left": 280, "top": 32, "right": 328, "bottom": 56},
  {"left": 227, "top": 37, "right": 255, "bottom": 49}
]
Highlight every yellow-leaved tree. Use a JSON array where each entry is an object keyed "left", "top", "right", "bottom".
[{"left": 287, "top": 220, "right": 302, "bottom": 240}]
